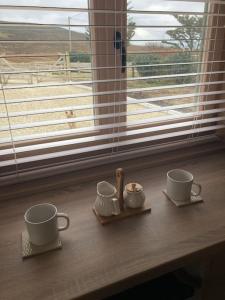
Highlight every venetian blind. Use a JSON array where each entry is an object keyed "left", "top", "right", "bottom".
[{"left": 0, "top": 0, "right": 225, "bottom": 185}]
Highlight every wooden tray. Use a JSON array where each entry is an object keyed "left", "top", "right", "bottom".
[{"left": 93, "top": 199, "right": 151, "bottom": 225}]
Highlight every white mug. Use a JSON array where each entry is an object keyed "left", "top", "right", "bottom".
[
  {"left": 167, "top": 169, "right": 201, "bottom": 203},
  {"left": 24, "top": 203, "right": 70, "bottom": 246}
]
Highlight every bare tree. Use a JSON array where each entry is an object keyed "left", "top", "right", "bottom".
[
  {"left": 127, "top": 18, "right": 136, "bottom": 44},
  {"left": 127, "top": 1, "right": 136, "bottom": 45}
]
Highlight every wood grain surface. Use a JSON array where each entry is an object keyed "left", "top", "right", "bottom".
[{"left": 1, "top": 148, "right": 225, "bottom": 300}]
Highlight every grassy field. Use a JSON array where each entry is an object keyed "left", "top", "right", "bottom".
[{"left": 0, "top": 65, "right": 196, "bottom": 142}]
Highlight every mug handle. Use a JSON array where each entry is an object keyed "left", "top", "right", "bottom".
[
  {"left": 57, "top": 213, "right": 70, "bottom": 231},
  {"left": 191, "top": 182, "right": 202, "bottom": 196},
  {"left": 112, "top": 198, "right": 121, "bottom": 215}
]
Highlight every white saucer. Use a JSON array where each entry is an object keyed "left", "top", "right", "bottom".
[
  {"left": 162, "top": 190, "right": 203, "bottom": 207},
  {"left": 21, "top": 230, "right": 62, "bottom": 259}
]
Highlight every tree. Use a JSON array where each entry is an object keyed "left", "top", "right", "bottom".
[
  {"left": 127, "top": 1, "right": 136, "bottom": 45},
  {"left": 127, "top": 18, "right": 136, "bottom": 44},
  {"left": 160, "top": 15, "right": 204, "bottom": 84},
  {"left": 162, "top": 15, "right": 204, "bottom": 51},
  {"left": 84, "top": 26, "right": 90, "bottom": 41}
]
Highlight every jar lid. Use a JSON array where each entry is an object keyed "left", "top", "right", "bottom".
[{"left": 126, "top": 182, "right": 143, "bottom": 192}]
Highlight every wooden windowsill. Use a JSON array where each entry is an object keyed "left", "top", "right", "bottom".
[
  {"left": 1, "top": 142, "right": 225, "bottom": 299},
  {"left": 1, "top": 138, "right": 225, "bottom": 201}
]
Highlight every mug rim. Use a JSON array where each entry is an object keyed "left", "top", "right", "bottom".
[
  {"left": 167, "top": 169, "right": 193, "bottom": 183},
  {"left": 24, "top": 203, "right": 57, "bottom": 225}
]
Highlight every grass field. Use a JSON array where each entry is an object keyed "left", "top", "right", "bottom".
[{"left": 0, "top": 63, "right": 196, "bottom": 142}]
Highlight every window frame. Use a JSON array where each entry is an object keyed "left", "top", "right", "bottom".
[{"left": 1, "top": 0, "right": 225, "bottom": 177}]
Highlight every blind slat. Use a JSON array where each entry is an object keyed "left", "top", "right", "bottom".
[
  {"left": 2, "top": 71, "right": 225, "bottom": 92},
  {"left": 0, "top": 60, "right": 225, "bottom": 76},
  {"left": 1, "top": 99, "right": 225, "bottom": 119},
  {"left": 2, "top": 80, "right": 225, "bottom": 107},
  {"left": 0, "top": 5, "right": 224, "bottom": 15},
  {"left": 2, "top": 125, "right": 225, "bottom": 170},
  {"left": 1, "top": 107, "right": 225, "bottom": 145},
  {"left": 1, "top": 105, "right": 225, "bottom": 132},
  {"left": 0, "top": 49, "right": 223, "bottom": 60},
  {"left": 2, "top": 88, "right": 225, "bottom": 109},
  {"left": 1, "top": 116, "right": 225, "bottom": 156},
  {"left": 1, "top": 23, "right": 225, "bottom": 29}
]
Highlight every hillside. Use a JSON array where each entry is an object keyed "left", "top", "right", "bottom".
[
  {"left": 0, "top": 22, "right": 88, "bottom": 59},
  {"left": 0, "top": 22, "right": 176, "bottom": 62}
]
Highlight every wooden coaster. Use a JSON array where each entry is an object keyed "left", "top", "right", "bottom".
[
  {"left": 93, "top": 199, "right": 151, "bottom": 225},
  {"left": 21, "top": 231, "right": 62, "bottom": 259},
  {"left": 163, "top": 190, "right": 203, "bottom": 207}
]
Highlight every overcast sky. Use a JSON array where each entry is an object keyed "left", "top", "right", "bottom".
[{"left": 0, "top": 0, "right": 205, "bottom": 42}]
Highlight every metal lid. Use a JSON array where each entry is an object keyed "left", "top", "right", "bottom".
[{"left": 126, "top": 182, "right": 143, "bottom": 193}]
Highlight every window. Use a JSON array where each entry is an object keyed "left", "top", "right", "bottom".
[{"left": 0, "top": 0, "right": 225, "bottom": 184}]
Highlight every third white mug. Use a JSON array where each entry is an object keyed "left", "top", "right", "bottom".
[{"left": 167, "top": 169, "right": 201, "bottom": 202}]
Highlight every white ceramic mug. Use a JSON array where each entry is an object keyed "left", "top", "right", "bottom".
[
  {"left": 24, "top": 203, "right": 70, "bottom": 246},
  {"left": 167, "top": 169, "right": 201, "bottom": 203}
]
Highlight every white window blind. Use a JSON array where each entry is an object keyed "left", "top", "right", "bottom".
[{"left": 0, "top": 0, "right": 225, "bottom": 184}]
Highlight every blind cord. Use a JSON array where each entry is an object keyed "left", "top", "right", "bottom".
[{"left": 0, "top": 75, "right": 19, "bottom": 177}]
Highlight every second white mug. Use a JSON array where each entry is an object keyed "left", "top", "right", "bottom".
[
  {"left": 24, "top": 203, "right": 70, "bottom": 246},
  {"left": 167, "top": 169, "right": 201, "bottom": 203}
]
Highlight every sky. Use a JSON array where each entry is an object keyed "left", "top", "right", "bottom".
[{"left": 0, "top": 0, "right": 205, "bottom": 42}]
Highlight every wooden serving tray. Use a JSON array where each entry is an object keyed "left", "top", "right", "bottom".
[{"left": 93, "top": 199, "right": 151, "bottom": 225}]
